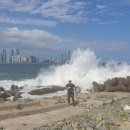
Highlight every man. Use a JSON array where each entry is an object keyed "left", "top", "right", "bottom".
[{"left": 66, "top": 80, "right": 76, "bottom": 105}]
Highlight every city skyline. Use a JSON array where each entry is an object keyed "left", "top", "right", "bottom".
[
  {"left": 0, "top": 48, "right": 71, "bottom": 64},
  {"left": 0, "top": 0, "right": 130, "bottom": 62}
]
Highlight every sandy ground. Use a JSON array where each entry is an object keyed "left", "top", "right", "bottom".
[{"left": 0, "top": 92, "right": 130, "bottom": 130}]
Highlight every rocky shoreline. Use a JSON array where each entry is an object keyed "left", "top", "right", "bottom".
[
  {"left": 33, "top": 94, "right": 130, "bottom": 130},
  {"left": 0, "top": 92, "right": 130, "bottom": 130},
  {"left": 1, "top": 76, "right": 130, "bottom": 130},
  {"left": 0, "top": 85, "right": 65, "bottom": 102}
]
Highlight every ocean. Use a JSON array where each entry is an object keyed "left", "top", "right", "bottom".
[
  {"left": 0, "top": 63, "right": 54, "bottom": 81},
  {"left": 0, "top": 49, "right": 130, "bottom": 98}
]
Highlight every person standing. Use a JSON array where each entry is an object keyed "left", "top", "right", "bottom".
[{"left": 66, "top": 80, "right": 76, "bottom": 105}]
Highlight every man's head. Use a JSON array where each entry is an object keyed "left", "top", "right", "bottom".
[{"left": 68, "top": 80, "right": 72, "bottom": 83}]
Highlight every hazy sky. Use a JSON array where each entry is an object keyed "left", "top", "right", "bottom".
[{"left": 0, "top": 0, "right": 130, "bottom": 62}]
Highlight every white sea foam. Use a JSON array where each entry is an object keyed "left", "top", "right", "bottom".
[
  {"left": 0, "top": 48, "right": 130, "bottom": 95},
  {"left": 36, "top": 48, "right": 130, "bottom": 91}
]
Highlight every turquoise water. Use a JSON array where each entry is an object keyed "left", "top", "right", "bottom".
[{"left": 0, "top": 64, "right": 53, "bottom": 80}]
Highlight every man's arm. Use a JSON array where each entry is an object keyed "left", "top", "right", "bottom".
[{"left": 66, "top": 84, "right": 69, "bottom": 90}]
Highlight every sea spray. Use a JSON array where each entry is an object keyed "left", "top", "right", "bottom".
[
  {"left": 0, "top": 48, "right": 130, "bottom": 93},
  {"left": 37, "top": 48, "right": 130, "bottom": 91}
]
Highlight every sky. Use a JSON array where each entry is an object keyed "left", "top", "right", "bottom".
[{"left": 0, "top": 0, "right": 130, "bottom": 62}]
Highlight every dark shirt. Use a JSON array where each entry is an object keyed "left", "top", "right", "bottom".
[{"left": 66, "top": 83, "right": 75, "bottom": 94}]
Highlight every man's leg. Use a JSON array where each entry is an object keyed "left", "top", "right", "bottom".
[
  {"left": 71, "top": 94, "right": 75, "bottom": 105},
  {"left": 67, "top": 94, "right": 71, "bottom": 105}
]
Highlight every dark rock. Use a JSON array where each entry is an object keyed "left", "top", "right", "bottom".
[
  {"left": 0, "top": 87, "right": 4, "bottom": 92},
  {"left": 104, "top": 78, "right": 118, "bottom": 92},
  {"left": 93, "top": 82, "right": 105, "bottom": 92},
  {"left": 29, "top": 86, "right": 65, "bottom": 95},
  {"left": 11, "top": 85, "right": 18, "bottom": 91},
  {"left": 104, "top": 78, "right": 118, "bottom": 87},
  {"left": 93, "top": 77, "right": 130, "bottom": 92},
  {"left": 19, "top": 86, "right": 24, "bottom": 90},
  {"left": 116, "top": 78, "right": 128, "bottom": 91},
  {"left": 0, "top": 92, "right": 10, "bottom": 98},
  {"left": 127, "top": 76, "right": 130, "bottom": 91}
]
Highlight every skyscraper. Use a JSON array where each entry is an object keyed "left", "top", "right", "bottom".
[
  {"left": 16, "top": 49, "right": 20, "bottom": 55},
  {"left": 2, "top": 49, "right": 7, "bottom": 63},
  {"left": 68, "top": 50, "right": 71, "bottom": 61},
  {"left": 10, "top": 49, "right": 14, "bottom": 63}
]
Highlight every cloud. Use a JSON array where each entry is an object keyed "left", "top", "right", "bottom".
[
  {"left": 0, "top": 0, "right": 36, "bottom": 12},
  {"left": 0, "top": 14, "right": 57, "bottom": 27},
  {"left": 0, "top": 27, "right": 62, "bottom": 50},
  {"left": 96, "top": 4, "right": 107, "bottom": 10},
  {"left": 0, "top": 0, "right": 87, "bottom": 24},
  {"left": 0, "top": 0, "right": 128, "bottom": 25},
  {"left": 98, "top": 21, "right": 118, "bottom": 25},
  {"left": 31, "top": 0, "right": 87, "bottom": 23}
]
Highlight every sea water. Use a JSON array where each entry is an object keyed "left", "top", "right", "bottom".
[
  {"left": 0, "top": 48, "right": 130, "bottom": 98},
  {"left": 0, "top": 63, "right": 51, "bottom": 81}
]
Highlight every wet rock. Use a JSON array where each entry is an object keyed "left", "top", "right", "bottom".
[
  {"left": 29, "top": 86, "right": 65, "bottom": 95},
  {"left": 0, "top": 87, "right": 4, "bottom": 92},
  {"left": 11, "top": 84, "right": 18, "bottom": 91},
  {"left": 93, "top": 82, "right": 105, "bottom": 92},
  {"left": 0, "top": 92, "right": 10, "bottom": 98},
  {"left": 93, "top": 77, "right": 130, "bottom": 92}
]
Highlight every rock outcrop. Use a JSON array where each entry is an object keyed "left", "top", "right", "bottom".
[
  {"left": 0, "top": 92, "right": 10, "bottom": 98},
  {"left": 0, "top": 87, "right": 4, "bottom": 92},
  {"left": 29, "top": 86, "right": 65, "bottom": 95},
  {"left": 0, "top": 84, "right": 22, "bottom": 101},
  {"left": 93, "top": 76, "right": 130, "bottom": 92},
  {"left": 11, "top": 85, "right": 18, "bottom": 91}
]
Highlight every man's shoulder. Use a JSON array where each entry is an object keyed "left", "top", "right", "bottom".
[{"left": 66, "top": 83, "right": 69, "bottom": 87}]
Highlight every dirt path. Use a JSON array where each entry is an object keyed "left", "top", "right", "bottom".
[{"left": 0, "top": 104, "right": 83, "bottom": 130}]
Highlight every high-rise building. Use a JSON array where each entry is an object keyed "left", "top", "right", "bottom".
[
  {"left": 0, "top": 54, "right": 2, "bottom": 63},
  {"left": 64, "top": 52, "right": 67, "bottom": 62},
  {"left": 31, "top": 56, "right": 37, "bottom": 63},
  {"left": 2, "top": 49, "right": 7, "bottom": 63},
  {"left": 16, "top": 49, "right": 20, "bottom": 55},
  {"left": 10, "top": 49, "right": 14, "bottom": 63},
  {"left": 67, "top": 50, "right": 71, "bottom": 61}
]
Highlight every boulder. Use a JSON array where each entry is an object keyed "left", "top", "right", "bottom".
[
  {"left": 116, "top": 78, "right": 128, "bottom": 91},
  {"left": 104, "top": 77, "right": 118, "bottom": 87},
  {"left": 0, "top": 92, "right": 10, "bottom": 98},
  {"left": 93, "top": 76, "right": 130, "bottom": 92},
  {"left": 127, "top": 76, "right": 130, "bottom": 91},
  {"left": 104, "top": 85, "right": 117, "bottom": 92},
  {"left": 93, "top": 82, "right": 105, "bottom": 92},
  {"left": 11, "top": 85, "right": 18, "bottom": 91},
  {"left": 0, "top": 87, "right": 4, "bottom": 92},
  {"left": 29, "top": 86, "right": 65, "bottom": 95}
]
